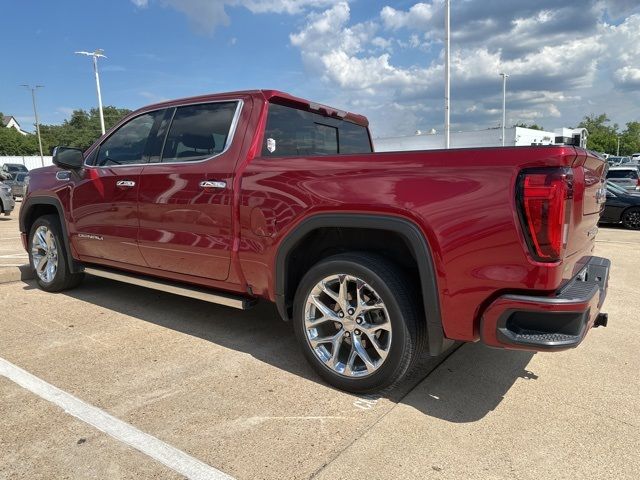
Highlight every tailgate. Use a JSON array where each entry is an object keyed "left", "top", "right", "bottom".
[{"left": 566, "top": 150, "right": 606, "bottom": 259}]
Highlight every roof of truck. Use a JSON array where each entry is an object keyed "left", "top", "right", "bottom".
[{"left": 140, "top": 89, "right": 369, "bottom": 127}]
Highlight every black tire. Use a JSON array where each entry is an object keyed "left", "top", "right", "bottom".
[
  {"left": 622, "top": 207, "right": 640, "bottom": 230},
  {"left": 293, "top": 252, "right": 425, "bottom": 393},
  {"left": 28, "top": 214, "right": 84, "bottom": 292}
]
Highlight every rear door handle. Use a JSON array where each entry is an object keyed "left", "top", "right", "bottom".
[
  {"left": 200, "top": 180, "right": 227, "bottom": 190},
  {"left": 116, "top": 180, "right": 136, "bottom": 188}
]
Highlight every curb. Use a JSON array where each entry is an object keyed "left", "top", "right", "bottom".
[{"left": 0, "top": 265, "right": 35, "bottom": 284}]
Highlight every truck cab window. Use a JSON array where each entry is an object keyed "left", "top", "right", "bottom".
[
  {"left": 161, "top": 102, "right": 238, "bottom": 163},
  {"left": 96, "top": 112, "right": 160, "bottom": 166},
  {"left": 262, "top": 103, "right": 372, "bottom": 157}
]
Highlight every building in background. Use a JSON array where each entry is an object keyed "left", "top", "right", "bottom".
[
  {"left": 374, "top": 126, "right": 588, "bottom": 152},
  {"left": 1, "top": 115, "right": 27, "bottom": 135}
]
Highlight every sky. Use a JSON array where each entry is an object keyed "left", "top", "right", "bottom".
[{"left": 1, "top": 0, "right": 640, "bottom": 138}]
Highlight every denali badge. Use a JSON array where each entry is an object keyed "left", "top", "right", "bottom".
[
  {"left": 266, "top": 137, "right": 276, "bottom": 153},
  {"left": 78, "top": 233, "right": 104, "bottom": 241}
]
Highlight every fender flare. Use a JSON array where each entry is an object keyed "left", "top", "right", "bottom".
[
  {"left": 274, "top": 213, "right": 449, "bottom": 356},
  {"left": 20, "top": 195, "right": 82, "bottom": 274}
]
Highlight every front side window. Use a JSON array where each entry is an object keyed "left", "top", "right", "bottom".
[
  {"left": 161, "top": 102, "right": 238, "bottom": 163},
  {"left": 262, "top": 103, "right": 372, "bottom": 157},
  {"left": 96, "top": 111, "right": 161, "bottom": 166}
]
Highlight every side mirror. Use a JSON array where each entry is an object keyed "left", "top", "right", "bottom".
[{"left": 53, "top": 146, "right": 84, "bottom": 170}]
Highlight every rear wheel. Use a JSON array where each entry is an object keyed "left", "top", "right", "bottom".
[
  {"left": 622, "top": 207, "right": 640, "bottom": 230},
  {"left": 29, "top": 215, "right": 84, "bottom": 292},
  {"left": 293, "top": 252, "right": 424, "bottom": 393}
]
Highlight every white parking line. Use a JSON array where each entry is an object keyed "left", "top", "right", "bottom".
[{"left": 0, "top": 357, "right": 234, "bottom": 480}]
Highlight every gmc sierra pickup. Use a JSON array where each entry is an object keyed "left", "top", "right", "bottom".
[{"left": 20, "top": 90, "right": 610, "bottom": 392}]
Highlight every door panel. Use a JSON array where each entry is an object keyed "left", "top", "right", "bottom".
[
  {"left": 137, "top": 164, "right": 233, "bottom": 280},
  {"left": 71, "top": 166, "right": 146, "bottom": 265},
  {"left": 137, "top": 100, "right": 248, "bottom": 281},
  {"left": 70, "top": 109, "right": 165, "bottom": 267}
]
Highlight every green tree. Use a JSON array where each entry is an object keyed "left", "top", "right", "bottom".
[
  {"left": 1, "top": 106, "right": 132, "bottom": 156},
  {"left": 619, "top": 121, "right": 640, "bottom": 156},
  {"left": 577, "top": 113, "right": 620, "bottom": 154},
  {"left": 0, "top": 110, "right": 40, "bottom": 156},
  {"left": 39, "top": 106, "right": 131, "bottom": 154}
]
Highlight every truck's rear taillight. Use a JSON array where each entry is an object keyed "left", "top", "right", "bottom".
[{"left": 517, "top": 168, "right": 573, "bottom": 263}]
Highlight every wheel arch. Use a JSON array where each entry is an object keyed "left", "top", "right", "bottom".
[
  {"left": 274, "top": 213, "right": 449, "bottom": 356},
  {"left": 20, "top": 195, "right": 82, "bottom": 273}
]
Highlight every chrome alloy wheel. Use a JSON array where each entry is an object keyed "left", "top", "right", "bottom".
[
  {"left": 31, "top": 225, "right": 58, "bottom": 283},
  {"left": 304, "top": 274, "right": 392, "bottom": 378}
]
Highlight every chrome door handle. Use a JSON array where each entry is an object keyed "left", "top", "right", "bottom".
[
  {"left": 116, "top": 180, "right": 136, "bottom": 188},
  {"left": 200, "top": 180, "right": 227, "bottom": 190}
]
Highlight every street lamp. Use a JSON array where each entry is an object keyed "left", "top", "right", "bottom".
[
  {"left": 499, "top": 72, "right": 509, "bottom": 147},
  {"left": 20, "top": 84, "right": 45, "bottom": 166},
  {"left": 444, "top": 0, "right": 451, "bottom": 149},
  {"left": 75, "top": 49, "right": 107, "bottom": 135}
]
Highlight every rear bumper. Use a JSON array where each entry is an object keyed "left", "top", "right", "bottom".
[{"left": 480, "top": 257, "right": 610, "bottom": 351}]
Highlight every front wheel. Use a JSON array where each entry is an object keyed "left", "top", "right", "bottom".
[
  {"left": 622, "top": 207, "right": 640, "bottom": 230},
  {"left": 293, "top": 253, "right": 425, "bottom": 393},
  {"left": 29, "top": 215, "right": 84, "bottom": 292}
]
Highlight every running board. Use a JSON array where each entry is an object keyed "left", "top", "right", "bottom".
[{"left": 84, "top": 267, "right": 256, "bottom": 310}]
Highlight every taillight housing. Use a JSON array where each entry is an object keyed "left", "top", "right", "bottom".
[{"left": 517, "top": 168, "right": 573, "bottom": 263}]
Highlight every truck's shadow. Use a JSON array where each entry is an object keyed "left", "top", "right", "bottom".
[{"left": 50, "top": 275, "right": 536, "bottom": 423}]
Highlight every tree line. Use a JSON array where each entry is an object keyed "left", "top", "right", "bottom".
[
  {"left": 1, "top": 108, "right": 639, "bottom": 157},
  {"left": 0, "top": 106, "right": 131, "bottom": 156}
]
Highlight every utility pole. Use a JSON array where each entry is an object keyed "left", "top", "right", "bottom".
[
  {"left": 21, "top": 84, "right": 45, "bottom": 166},
  {"left": 499, "top": 72, "right": 509, "bottom": 146},
  {"left": 444, "top": 0, "right": 451, "bottom": 149},
  {"left": 75, "top": 49, "right": 107, "bottom": 135},
  {"left": 617, "top": 136, "right": 620, "bottom": 156}
]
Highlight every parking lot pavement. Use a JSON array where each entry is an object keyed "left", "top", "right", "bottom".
[
  {"left": 1, "top": 223, "right": 639, "bottom": 479},
  {"left": 0, "top": 201, "right": 28, "bottom": 268}
]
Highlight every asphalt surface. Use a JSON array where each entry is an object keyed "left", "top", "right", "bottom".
[{"left": 0, "top": 205, "right": 638, "bottom": 479}]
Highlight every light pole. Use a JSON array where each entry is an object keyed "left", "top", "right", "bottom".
[
  {"left": 75, "top": 49, "right": 107, "bottom": 135},
  {"left": 444, "top": 0, "right": 451, "bottom": 149},
  {"left": 21, "top": 84, "right": 45, "bottom": 166},
  {"left": 617, "top": 136, "right": 620, "bottom": 156},
  {"left": 499, "top": 72, "right": 509, "bottom": 146}
]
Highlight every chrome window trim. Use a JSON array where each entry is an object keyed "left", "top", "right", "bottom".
[{"left": 84, "top": 99, "right": 244, "bottom": 169}]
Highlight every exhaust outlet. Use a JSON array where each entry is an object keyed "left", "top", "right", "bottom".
[{"left": 594, "top": 313, "right": 608, "bottom": 328}]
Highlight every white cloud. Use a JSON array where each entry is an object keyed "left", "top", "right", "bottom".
[
  {"left": 130, "top": 0, "right": 344, "bottom": 34},
  {"left": 289, "top": 2, "right": 640, "bottom": 135},
  {"left": 381, "top": 2, "right": 440, "bottom": 31}
]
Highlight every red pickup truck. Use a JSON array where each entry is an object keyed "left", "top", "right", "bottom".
[{"left": 20, "top": 90, "right": 610, "bottom": 392}]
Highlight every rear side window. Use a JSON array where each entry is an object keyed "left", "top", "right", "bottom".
[
  {"left": 161, "top": 102, "right": 238, "bottom": 163},
  {"left": 262, "top": 103, "right": 372, "bottom": 157},
  {"left": 607, "top": 169, "right": 639, "bottom": 179}
]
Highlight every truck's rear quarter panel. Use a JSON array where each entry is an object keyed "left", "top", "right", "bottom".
[{"left": 239, "top": 146, "right": 601, "bottom": 342}]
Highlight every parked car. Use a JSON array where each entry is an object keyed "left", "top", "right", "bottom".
[
  {"left": 19, "top": 90, "right": 610, "bottom": 392},
  {"left": 0, "top": 181, "right": 15, "bottom": 216},
  {"left": 1, "top": 163, "right": 28, "bottom": 178},
  {"left": 631, "top": 153, "right": 640, "bottom": 162},
  {"left": 606, "top": 166, "right": 640, "bottom": 192},
  {"left": 607, "top": 156, "right": 629, "bottom": 167},
  {"left": 599, "top": 181, "right": 640, "bottom": 230},
  {"left": 3, "top": 172, "right": 28, "bottom": 199}
]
